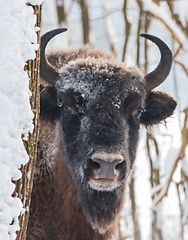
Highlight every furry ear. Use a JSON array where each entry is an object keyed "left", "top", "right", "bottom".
[
  {"left": 140, "top": 91, "right": 177, "bottom": 126},
  {"left": 40, "top": 85, "right": 60, "bottom": 121}
]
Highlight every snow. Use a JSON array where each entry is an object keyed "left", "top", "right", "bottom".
[
  {"left": 141, "top": 0, "right": 186, "bottom": 45},
  {"left": 0, "top": 0, "right": 41, "bottom": 239},
  {"left": 173, "top": 1, "right": 188, "bottom": 27},
  {"left": 152, "top": 146, "right": 180, "bottom": 206}
]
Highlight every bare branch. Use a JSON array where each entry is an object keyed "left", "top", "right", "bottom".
[
  {"left": 77, "top": 0, "right": 90, "bottom": 44},
  {"left": 103, "top": 0, "right": 117, "bottom": 55},
  {"left": 136, "top": 0, "right": 186, "bottom": 46},
  {"left": 121, "top": 0, "right": 131, "bottom": 62},
  {"left": 129, "top": 171, "right": 141, "bottom": 240},
  {"left": 174, "top": 60, "right": 188, "bottom": 77},
  {"left": 56, "top": 0, "right": 67, "bottom": 26},
  {"left": 153, "top": 109, "right": 188, "bottom": 206}
]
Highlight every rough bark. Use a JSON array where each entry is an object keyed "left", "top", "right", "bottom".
[{"left": 12, "top": 4, "right": 42, "bottom": 240}]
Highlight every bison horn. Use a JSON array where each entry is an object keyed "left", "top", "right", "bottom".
[
  {"left": 140, "top": 34, "right": 173, "bottom": 92},
  {"left": 40, "top": 28, "right": 67, "bottom": 85}
]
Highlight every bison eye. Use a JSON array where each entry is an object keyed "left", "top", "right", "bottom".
[
  {"left": 134, "top": 109, "right": 144, "bottom": 119},
  {"left": 63, "top": 105, "right": 71, "bottom": 115}
]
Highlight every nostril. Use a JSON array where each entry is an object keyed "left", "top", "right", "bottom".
[
  {"left": 87, "top": 158, "right": 100, "bottom": 170},
  {"left": 115, "top": 160, "right": 126, "bottom": 171},
  {"left": 88, "top": 153, "right": 126, "bottom": 180}
]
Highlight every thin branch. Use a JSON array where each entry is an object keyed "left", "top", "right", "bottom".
[
  {"left": 121, "top": 0, "right": 131, "bottom": 62},
  {"left": 129, "top": 171, "right": 141, "bottom": 240},
  {"left": 173, "top": 45, "right": 188, "bottom": 77},
  {"left": 56, "top": 0, "right": 67, "bottom": 26},
  {"left": 77, "top": 0, "right": 90, "bottom": 44},
  {"left": 143, "top": 15, "right": 151, "bottom": 75},
  {"left": 153, "top": 109, "right": 188, "bottom": 206},
  {"left": 136, "top": 0, "right": 185, "bottom": 46},
  {"left": 167, "top": 1, "right": 188, "bottom": 38},
  {"left": 174, "top": 60, "right": 188, "bottom": 77},
  {"left": 136, "top": 11, "right": 143, "bottom": 67},
  {"left": 176, "top": 181, "right": 184, "bottom": 240},
  {"left": 103, "top": 0, "right": 117, "bottom": 55}
]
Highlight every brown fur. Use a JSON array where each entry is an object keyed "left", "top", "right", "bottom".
[
  {"left": 27, "top": 118, "right": 118, "bottom": 240},
  {"left": 47, "top": 45, "right": 117, "bottom": 69}
]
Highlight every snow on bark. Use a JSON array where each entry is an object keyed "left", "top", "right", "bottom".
[{"left": 0, "top": 0, "right": 42, "bottom": 239}]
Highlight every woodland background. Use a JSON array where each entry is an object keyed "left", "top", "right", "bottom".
[{"left": 0, "top": 0, "right": 187, "bottom": 240}]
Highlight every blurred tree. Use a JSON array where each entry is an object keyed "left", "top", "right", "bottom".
[
  {"left": 122, "top": 0, "right": 131, "bottom": 62},
  {"left": 56, "top": 0, "right": 68, "bottom": 26},
  {"left": 77, "top": 0, "right": 90, "bottom": 44}
]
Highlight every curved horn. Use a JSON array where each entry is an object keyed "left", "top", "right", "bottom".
[
  {"left": 140, "top": 34, "right": 173, "bottom": 92},
  {"left": 40, "top": 28, "right": 67, "bottom": 85}
]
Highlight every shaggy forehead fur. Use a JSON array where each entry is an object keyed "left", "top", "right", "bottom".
[{"left": 55, "top": 55, "right": 146, "bottom": 104}]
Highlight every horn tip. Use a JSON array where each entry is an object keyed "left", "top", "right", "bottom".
[
  {"left": 59, "top": 27, "right": 68, "bottom": 32},
  {"left": 140, "top": 33, "right": 156, "bottom": 41},
  {"left": 140, "top": 33, "right": 149, "bottom": 37}
]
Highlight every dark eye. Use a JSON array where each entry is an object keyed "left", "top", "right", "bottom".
[
  {"left": 63, "top": 105, "right": 71, "bottom": 115},
  {"left": 134, "top": 109, "right": 143, "bottom": 119}
]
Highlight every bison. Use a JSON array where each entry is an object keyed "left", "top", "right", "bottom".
[{"left": 27, "top": 28, "right": 176, "bottom": 240}]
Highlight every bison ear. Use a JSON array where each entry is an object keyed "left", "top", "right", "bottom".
[
  {"left": 140, "top": 91, "right": 177, "bottom": 126},
  {"left": 40, "top": 85, "right": 60, "bottom": 120}
]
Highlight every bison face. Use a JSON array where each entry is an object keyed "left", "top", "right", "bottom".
[
  {"left": 55, "top": 60, "right": 145, "bottom": 190},
  {"left": 40, "top": 60, "right": 176, "bottom": 231}
]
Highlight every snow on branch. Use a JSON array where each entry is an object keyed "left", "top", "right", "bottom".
[
  {"left": 152, "top": 109, "right": 188, "bottom": 207},
  {"left": 151, "top": 148, "right": 179, "bottom": 206},
  {"left": 136, "top": 0, "right": 186, "bottom": 46}
]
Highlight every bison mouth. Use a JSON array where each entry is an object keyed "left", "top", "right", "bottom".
[
  {"left": 88, "top": 178, "right": 120, "bottom": 191},
  {"left": 85, "top": 152, "right": 127, "bottom": 191}
]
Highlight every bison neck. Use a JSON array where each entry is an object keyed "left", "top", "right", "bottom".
[{"left": 27, "top": 120, "right": 118, "bottom": 240}]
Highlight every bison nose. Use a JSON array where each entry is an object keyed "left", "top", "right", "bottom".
[{"left": 88, "top": 153, "right": 125, "bottom": 180}]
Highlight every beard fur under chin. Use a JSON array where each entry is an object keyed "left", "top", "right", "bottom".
[{"left": 88, "top": 179, "right": 120, "bottom": 192}]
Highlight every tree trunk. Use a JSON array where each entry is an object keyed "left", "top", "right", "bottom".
[
  {"left": 56, "top": 0, "right": 67, "bottom": 26},
  {"left": 77, "top": 0, "right": 90, "bottom": 44},
  {"left": 13, "top": 4, "right": 42, "bottom": 240},
  {"left": 122, "top": 0, "right": 131, "bottom": 62}
]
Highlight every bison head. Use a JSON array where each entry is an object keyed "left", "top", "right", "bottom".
[{"left": 40, "top": 28, "right": 176, "bottom": 233}]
